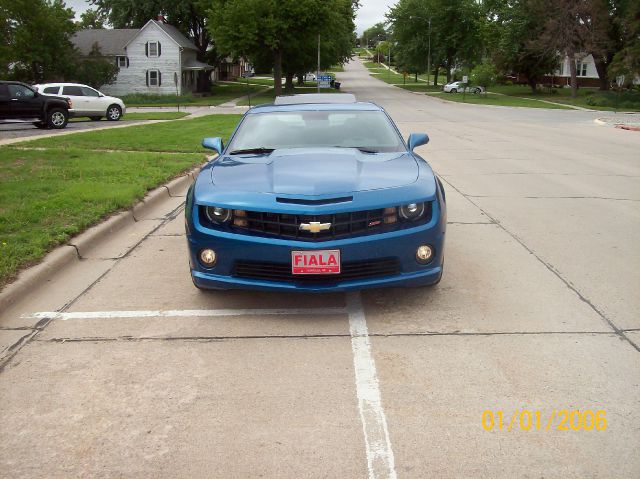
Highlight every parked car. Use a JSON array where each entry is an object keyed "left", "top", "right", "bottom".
[
  {"left": 0, "top": 81, "right": 72, "bottom": 129},
  {"left": 443, "top": 81, "right": 484, "bottom": 94},
  {"left": 34, "top": 83, "right": 126, "bottom": 121},
  {"left": 304, "top": 73, "right": 317, "bottom": 82},
  {"left": 186, "top": 93, "right": 446, "bottom": 292}
]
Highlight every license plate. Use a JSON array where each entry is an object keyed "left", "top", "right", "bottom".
[{"left": 291, "top": 250, "right": 341, "bottom": 275}]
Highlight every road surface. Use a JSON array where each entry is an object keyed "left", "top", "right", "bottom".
[{"left": 0, "top": 59, "right": 638, "bottom": 478}]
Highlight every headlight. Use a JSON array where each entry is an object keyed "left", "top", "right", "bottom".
[
  {"left": 399, "top": 203, "right": 426, "bottom": 221},
  {"left": 205, "top": 206, "right": 232, "bottom": 224}
]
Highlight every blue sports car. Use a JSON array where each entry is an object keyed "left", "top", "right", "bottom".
[{"left": 185, "top": 94, "right": 446, "bottom": 292}]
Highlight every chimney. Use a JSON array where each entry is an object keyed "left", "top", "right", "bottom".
[{"left": 157, "top": 14, "right": 165, "bottom": 23}]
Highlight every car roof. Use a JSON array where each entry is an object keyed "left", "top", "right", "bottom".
[{"left": 247, "top": 101, "right": 384, "bottom": 114}]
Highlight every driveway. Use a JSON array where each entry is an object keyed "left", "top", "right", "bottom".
[{"left": 0, "top": 59, "right": 638, "bottom": 478}]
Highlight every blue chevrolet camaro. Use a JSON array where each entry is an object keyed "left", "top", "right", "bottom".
[{"left": 185, "top": 94, "right": 446, "bottom": 292}]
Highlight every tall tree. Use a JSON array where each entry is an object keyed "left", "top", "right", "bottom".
[
  {"left": 0, "top": 0, "right": 77, "bottom": 82},
  {"left": 77, "top": 8, "right": 108, "bottom": 29},
  {"left": 210, "top": 0, "right": 352, "bottom": 96},
  {"left": 387, "top": 0, "right": 482, "bottom": 84},
  {"left": 484, "top": 0, "right": 559, "bottom": 93},
  {"left": 361, "top": 22, "right": 387, "bottom": 48},
  {"left": 609, "top": 0, "right": 640, "bottom": 79}
]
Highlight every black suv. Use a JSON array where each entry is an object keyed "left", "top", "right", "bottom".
[{"left": 0, "top": 81, "right": 73, "bottom": 129}]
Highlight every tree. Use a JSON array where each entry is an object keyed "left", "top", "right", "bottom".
[
  {"left": 209, "top": 0, "right": 354, "bottom": 96},
  {"left": 387, "top": 0, "right": 483, "bottom": 84},
  {"left": 609, "top": 0, "right": 640, "bottom": 80},
  {"left": 484, "top": 0, "right": 559, "bottom": 93},
  {"left": 77, "top": 8, "right": 107, "bottom": 29},
  {"left": 1, "top": 0, "right": 77, "bottom": 82},
  {"left": 361, "top": 22, "right": 387, "bottom": 48},
  {"left": 470, "top": 60, "right": 497, "bottom": 93},
  {"left": 73, "top": 43, "right": 120, "bottom": 88}
]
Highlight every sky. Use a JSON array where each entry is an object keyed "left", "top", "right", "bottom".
[{"left": 64, "top": 0, "right": 392, "bottom": 35}]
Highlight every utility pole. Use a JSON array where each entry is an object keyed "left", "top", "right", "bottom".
[
  {"left": 427, "top": 18, "right": 431, "bottom": 86},
  {"left": 388, "top": 43, "right": 391, "bottom": 82},
  {"left": 317, "top": 34, "right": 321, "bottom": 93}
]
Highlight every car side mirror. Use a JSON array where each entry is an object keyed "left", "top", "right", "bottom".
[
  {"left": 202, "top": 137, "right": 224, "bottom": 155},
  {"left": 408, "top": 133, "right": 429, "bottom": 151}
]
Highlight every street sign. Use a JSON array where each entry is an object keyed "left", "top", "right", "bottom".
[
  {"left": 462, "top": 75, "right": 468, "bottom": 83},
  {"left": 318, "top": 74, "right": 332, "bottom": 89}
]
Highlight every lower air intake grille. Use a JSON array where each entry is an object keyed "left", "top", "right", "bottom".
[{"left": 234, "top": 258, "right": 400, "bottom": 283}]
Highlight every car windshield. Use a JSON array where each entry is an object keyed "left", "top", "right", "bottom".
[{"left": 228, "top": 110, "right": 406, "bottom": 153}]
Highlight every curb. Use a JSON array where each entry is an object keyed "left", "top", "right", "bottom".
[{"left": 0, "top": 163, "right": 204, "bottom": 313}]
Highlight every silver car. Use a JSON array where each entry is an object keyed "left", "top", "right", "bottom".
[{"left": 34, "top": 83, "right": 126, "bottom": 121}]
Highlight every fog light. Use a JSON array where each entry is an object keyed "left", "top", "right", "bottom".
[
  {"left": 200, "top": 248, "right": 217, "bottom": 266},
  {"left": 416, "top": 245, "right": 433, "bottom": 263}
]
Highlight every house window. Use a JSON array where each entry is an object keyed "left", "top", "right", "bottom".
[
  {"left": 117, "top": 56, "right": 127, "bottom": 67},
  {"left": 576, "top": 61, "right": 588, "bottom": 77},
  {"left": 148, "top": 70, "right": 160, "bottom": 86},
  {"left": 148, "top": 41, "right": 159, "bottom": 57},
  {"left": 558, "top": 62, "right": 564, "bottom": 76}
]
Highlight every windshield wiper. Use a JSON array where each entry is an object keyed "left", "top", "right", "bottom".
[
  {"left": 331, "top": 146, "right": 380, "bottom": 154},
  {"left": 229, "top": 147, "right": 275, "bottom": 155}
]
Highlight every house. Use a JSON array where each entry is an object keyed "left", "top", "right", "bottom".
[
  {"left": 552, "top": 54, "right": 600, "bottom": 88},
  {"left": 72, "top": 19, "right": 215, "bottom": 96}
]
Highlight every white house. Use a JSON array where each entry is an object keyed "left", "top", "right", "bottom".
[
  {"left": 553, "top": 54, "right": 600, "bottom": 87},
  {"left": 72, "top": 19, "right": 214, "bottom": 96}
]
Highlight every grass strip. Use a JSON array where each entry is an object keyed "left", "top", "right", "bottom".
[
  {"left": 20, "top": 114, "right": 243, "bottom": 153},
  {"left": 430, "top": 92, "right": 572, "bottom": 109},
  {"left": 0, "top": 147, "right": 204, "bottom": 287}
]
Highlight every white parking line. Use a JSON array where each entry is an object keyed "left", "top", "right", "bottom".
[
  {"left": 347, "top": 292, "right": 397, "bottom": 479},
  {"left": 28, "top": 298, "right": 397, "bottom": 477},
  {"left": 25, "top": 308, "right": 347, "bottom": 320}
]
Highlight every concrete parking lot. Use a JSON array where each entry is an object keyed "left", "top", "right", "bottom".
[{"left": 0, "top": 59, "right": 638, "bottom": 478}]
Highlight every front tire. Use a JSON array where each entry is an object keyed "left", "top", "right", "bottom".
[
  {"left": 450, "top": 88, "right": 457, "bottom": 94},
  {"left": 473, "top": 88, "right": 481, "bottom": 94},
  {"left": 47, "top": 108, "right": 68, "bottom": 129},
  {"left": 106, "top": 104, "right": 122, "bottom": 121}
]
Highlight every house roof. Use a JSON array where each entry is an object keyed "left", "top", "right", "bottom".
[
  {"left": 73, "top": 20, "right": 198, "bottom": 56},
  {"left": 72, "top": 29, "right": 138, "bottom": 56},
  {"left": 154, "top": 21, "right": 197, "bottom": 50}
]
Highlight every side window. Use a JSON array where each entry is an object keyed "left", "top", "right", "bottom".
[
  {"left": 62, "top": 86, "right": 84, "bottom": 96},
  {"left": 81, "top": 87, "right": 100, "bottom": 97},
  {"left": 0, "top": 84, "right": 9, "bottom": 98},
  {"left": 148, "top": 70, "right": 160, "bottom": 86},
  {"left": 117, "top": 56, "right": 128, "bottom": 67},
  {"left": 8, "top": 85, "right": 35, "bottom": 99},
  {"left": 146, "top": 41, "right": 161, "bottom": 57},
  {"left": 43, "top": 86, "right": 60, "bottom": 94}
]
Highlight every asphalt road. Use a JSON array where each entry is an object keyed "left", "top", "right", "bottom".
[{"left": 0, "top": 59, "right": 639, "bottom": 478}]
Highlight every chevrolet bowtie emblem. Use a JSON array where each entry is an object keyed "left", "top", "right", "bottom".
[{"left": 299, "top": 221, "right": 331, "bottom": 233}]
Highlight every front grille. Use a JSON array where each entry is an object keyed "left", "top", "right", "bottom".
[{"left": 234, "top": 258, "right": 401, "bottom": 283}]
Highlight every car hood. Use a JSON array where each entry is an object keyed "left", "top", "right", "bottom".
[{"left": 209, "top": 148, "right": 419, "bottom": 195}]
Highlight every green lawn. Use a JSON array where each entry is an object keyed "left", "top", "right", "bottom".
[
  {"left": 22, "top": 114, "right": 243, "bottom": 153},
  {"left": 431, "top": 92, "right": 572, "bottom": 109},
  {"left": 0, "top": 147, "right": 204, "bottom": 287},
  {"left": 476, "top": 84, "right": 640, "bottom": 111},
  {"left": 121, "top": 82, "right": 266, "bottom": 107},
  {"left": 2, "top": 113, "right": 244, "bottom": 288}
]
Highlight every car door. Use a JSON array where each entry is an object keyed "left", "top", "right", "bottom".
[
  {"left": 0, "top": 85, "right": 10, "bottom": 119},
  {"left": 61, "top": 85, "right": 89, "bottom": 115},
  {"left": 8, "top": 84, "right": 41, "bottom": 119},
  {"left": 80, "top": 86, "right": 104, "bottom": 114}
]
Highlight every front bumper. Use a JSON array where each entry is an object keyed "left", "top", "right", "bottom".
[{"left": 187, "top": 208, "right": 445, "bottom": 292}]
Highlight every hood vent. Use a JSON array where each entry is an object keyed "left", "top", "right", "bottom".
[{"left": 276, "top": 196, "right": 353, "bottom": 205}]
